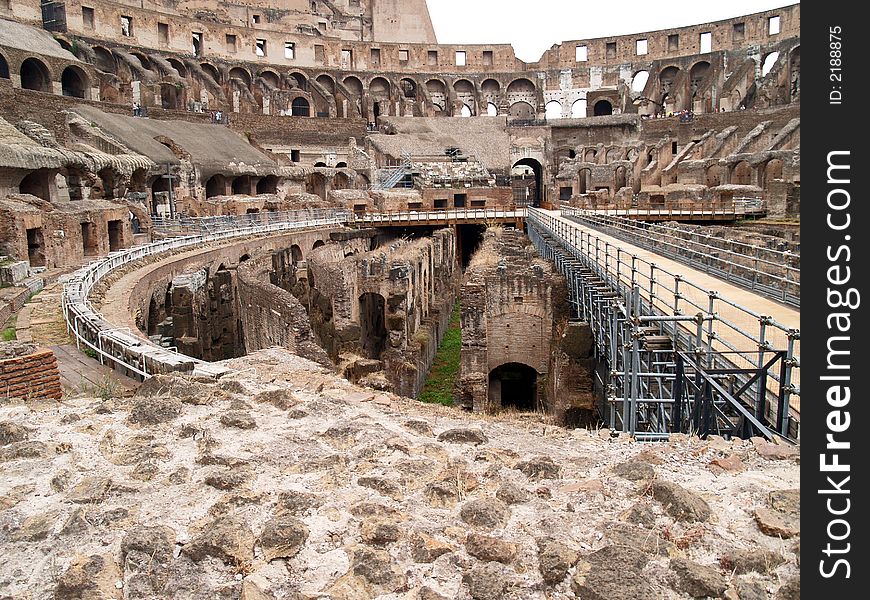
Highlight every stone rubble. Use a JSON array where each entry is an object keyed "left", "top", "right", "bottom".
[{"left": 0, "top": 348, "right": 800, "bottom": 599}]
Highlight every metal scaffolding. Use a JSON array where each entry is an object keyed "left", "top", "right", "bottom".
[{"left": 527, "top": 208, "right": 799, "bottom": 442}]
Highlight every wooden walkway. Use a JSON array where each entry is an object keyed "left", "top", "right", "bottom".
[
  {"left": 49, "top": 344, "right": 139, "bottom": 396},
  {"left": 15, "top": 282, "right": 139, "bottom": 396}
]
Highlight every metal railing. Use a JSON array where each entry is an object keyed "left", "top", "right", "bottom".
[
  {"left": 151, "top": 208, "right": 351, "bottom": 236},
  {"left": 347, "top": 207, "right": 526, "bottom": 225},
  {"left": 527, "top": 208, "right": 799, "bottom": 439},
  {"left": 561, "top": 207, "right": 800, "bottom": 307},
  {"left": 62, "top": 211, "right": 347, "bottom": 380},
  {"left": 568, "top": 199, "right": 767, "bottom": 220}
]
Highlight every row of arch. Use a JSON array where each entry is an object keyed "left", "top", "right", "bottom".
[{"left": 0, "top": 52, "right": 91, "bottom": 98}]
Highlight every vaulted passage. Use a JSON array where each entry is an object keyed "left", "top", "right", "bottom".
[
  {"left": 359, "top": 292, "right": 387, "bottom": 359},
  {"left": 488, "top": 362, "right": 538, "bottom": 411}
]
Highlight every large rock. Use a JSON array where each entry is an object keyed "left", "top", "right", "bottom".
[
  {"left": 613, "top": 459, "right": 656, "bottom": 481},
  {"left": 775, "top": 576, "right": 800, "bottom": 600},
  {"left": 537, "top": 539, "right": 580, "bottom": 585},
  {"left": 128, "top": 396, "right": 182, "bottom": 425},
  {"left": 183, "top": 515, "right": 255, "bottom": 565},
  {"left": 465, "top": 533, "right": 517, "bottom": 563},
  {"left": 515, "top": 456, "right": 561, "bottom": 480},
  {"left": 735, "top": 578, "right": 768, "bottom": 600},
  {"left": 361, "top": 518, "right": 401, "bottom": 545},
  {"left": 573, "top": 545, "right": 655, "bottom": 600},
  {"left": 121, "top": 525, "right": 176, "bottom": 563},
  {"left": 67, "top": 477, "right": 112, "bottom": 504},
  {"left": 410, "top": 531, "right": 454, "bottom": 562},
  {"left": 135, "top": 374, "right": 212, "bottom": 405},
  {"left": 754, "top": 508, "right": 799, "bottom": 538},
  {"left": 253, "top": 388, "right": 299, "bottom": 410},
  {"left": 460, "top": 497, "right": 510, "bottom": 529},
  {"left": 55, "top": 554, "right": 122, "bottom": 600},
  {"left": 465, "top": 561, "right": 513, "bottom": 600},
  {"left": 220, "top": 410, "right": 257, "bottom": 429},
  {"left": 0, "top": 421, "right": 30, "bottom": 445},
  {"left": 259, "top": 517, "right": 309, "bottom": 561},
  {"left": 351, "top": 547, "right": 405, "bottom": 587},
  {"left": 649, "top": 480, "right": 711, "bottom": 522},
  {"left": 357, "top": 476, "right": 402, "bottom": 500},
  {"left": 437, "top": 428, "right": 488, "bottom": 445},
  {"left": 670, "top": 557, "right": 728, "bottom": 598},
  {"left": 720, "top": 548, "right": 785, "bottom": 574},
  {"left": 496, "top": 482, "right": 530, "bottom": 505},
  {"left": 12, "top": 510, "right": 60, "bottom": 541}
]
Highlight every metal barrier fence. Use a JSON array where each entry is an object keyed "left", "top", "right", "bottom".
[
  {"left": 62, "top": 211, "right": 347, "bottom": 380},
  {"left": 560, "top": 207, "right": 800, "bottom": 307},
  {"left": 151, "top": 208, "right": 350, "bottom": 236},
  {"left": 527, "top": 208, "right": 799, "bottom": 439}
]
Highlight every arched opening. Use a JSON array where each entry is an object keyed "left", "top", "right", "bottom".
[
  {"left": 287, "top": 72, "right": 308, "bottom": 91},
  {"left": 316, "top": 74, "right": 335, "bottom": 93},
  {"left": 232, "top": 176, "right": 251, "bottom": 195},
  {"left": 486, "top": 102, "right": 498, "bottom": 116},
  {"left": 200, "top": 62, "right": 221, "bottom": 83},
  {"left": 453, "top": 79, "right": 474, "bottom": 94},
  {"left": 308, "top": 172, "right": 328, "bottom": 199},
  {"left": 571, "top": 98, "right": 587, "bottom": 118},
  {"left": 761, "top": 159, "right": 784, "bottom": 187},
  {"left": 290, "top": 245, "right": 303, "bottom": 263},
  {"left": 151, "top": 176, "right": 171, "bottom": 216},
  {"left": 291, "top": 97, "right": 310, "bottom": 117},
  {"left": 507, "top": 78, "right": 535, "bottom": 94},
  {"left": 334, "top": 172, "right": 351, "bottom": 190},
  {"left": 509, "top": 102, "right": 534, "bottom": 120},
  {"left": 335, "top": 162, "right": 348, "bottom": 168},
  {"left": 97, "top": 167, "right": 118, "bottom": 199},
  {"left": 259, "top": 69, "right": 281, "bottom": 89},
  {"left": 19, "top": 58, "right": 51, "bottom": 92},
  {"left": 229, "top": 67, "right": 252, "bottom": 89},
  {"left": 512, "top": 158, "right": 543, "bottom": 207},
  {"left": 314, "top": 162, "right": 327, "bottom": 168},
  {"left": 706, "top": 165, "right": 725, "bottom": 187},
  {"left": 131, "top": 52, "right": 153, "bottom": 72},
  {"left": 615, "top": 166, "right": 628, "bottom": 190},
  {"left": 459, "top": 104, "right": 472, "bottom": 117},
  {"left": 658, "top": 66, "right": 680, "bottom": 106},
  {"left": 689, "top": 61, "right": 711, "bottom": 94},
  {"left": 400, "top": 78, "right": 417, "bottom": 99},
  {"left": 788, "top": 46, "right": 800, "bottom": 97},
  {"left": 93, "top": 47, "right": 115, "bottom": 72},
  {"left": 488, "top": 363, "right": 538, "bottom": 411},
  {"left": 761, "top": 52, "right": 780, "bottom": 77},
  {"left": 0, "top": 54, "right": 11, "bottom": 79},
  {"left": 312, "top": 240, "right": 325, "bottom": 250},
  {"left": 26, "top": 227, "right": 46, "bottom": 267},
  {"left": 359, "top": 292, "right": 387, "bottom": 359},
  {"left": 239, "top": 254, "right": 250, "bottom": 263},
  {"left": 256, "top": 175, "right": 278, "bottom": 195},
  {"left": 545, "top": 100, "right": 562, "bottom": 120},
  {"left": 159, "top": 83, "right": 182, "bottom": 109},
  {"left": 205, "top": 174, "right": 226, "bottom": 198},
  {"left": 130, "top": 169, "right": 147, "bottom": 193},
  {"left": 481, "top": 79, "right": 501, "bottom": 95},
  {"left": 593, "top": 99, "right": 613, "bottom": 116},
  {"left": 19, "top": 170, "right": 51, "bottom": 201},
  {"left": 166, "top": 58, "right": 187, "bottom": 78},
  {"left": 629, "top": 72, "right": 648, "bottom": 95},
  {"left": 731, "top": 161, "right": 753, "bottom": 185},
  {"left": 61, "top": 66, "right": 87, "bottom": 98},
  {"left": 369, "top": 77, "right": 390, "bottom": 96},
  {"left": 344, "top": 76, "right": 363, "bottom": 96}
]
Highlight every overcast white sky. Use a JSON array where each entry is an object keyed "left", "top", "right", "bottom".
[{"left": 426, "top": 0, "right": 798, "bottom": 62}]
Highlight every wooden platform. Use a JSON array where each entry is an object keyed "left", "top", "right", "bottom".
[{"left": 49, "top": 343, "right": 139, "bottom": 396}]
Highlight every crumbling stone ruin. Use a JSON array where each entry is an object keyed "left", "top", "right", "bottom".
[
  {"left": 460, "top": 228, "right": 595, "bottom": 424},
  {"left": 0, "top": 2, "right": 801, "bottom": 599}
]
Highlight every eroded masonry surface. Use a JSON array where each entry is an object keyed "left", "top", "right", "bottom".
[{"left": 1, "top": 2, "right": 799, "bottom": 599}]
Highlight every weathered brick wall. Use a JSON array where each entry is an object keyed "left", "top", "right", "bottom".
[{"left": 0, "top": 346, "right": 62, "bottom": 401}]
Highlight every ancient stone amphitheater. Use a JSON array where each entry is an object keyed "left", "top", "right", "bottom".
[{"left": 0, "top": 2, "right": 799, "bottom": 599}]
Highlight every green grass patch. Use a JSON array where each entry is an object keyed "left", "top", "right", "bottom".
[
  {"left": 419, "top": 302, "right": 461, "bottom": 406},
  {"left": 1, "top": 315, "right": 16, "bottom": 341}
]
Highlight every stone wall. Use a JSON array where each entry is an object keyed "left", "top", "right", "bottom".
[
  {"left": 0, "top": 342, "right": 62, "bottom": 401},
  {"left": 459, "top": 228, "right": 595, "bottom": 423},
  {"left": 306, "top": 228, "right": 459, "bottom": 397}
]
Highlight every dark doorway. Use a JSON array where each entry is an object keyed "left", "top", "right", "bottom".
[
  {"left": 20, "top": 58, "right": 50, "bottom": 92},
  {"left": 61, "top": 66, "right": 88, "bottom": 98},
  {"left": 256, "top": 175, "right": 278, "bottom": 195},
  {"left": 489, "top": 363, "right": 538, "bottom": 411},
  {"left": 19, "top": 171, "right": 50, "bottom": 201},
  {"left": 593, "top": 100, "right": 613, "bottom": 116},
  {"left": 108, "top": 220, "right": 123, "bottom": 251},
  {"left": 290, "top": 244, "right": 303, "bottom": 263},
  {"left": 205, "top": 175, "right": 225, "bottom": 198},
  {"left": 359, "top": 293, "right": 387, "bottom": 359},
  {"left": 512, "top": 158, "right": 543, "bottom": 206},
  {"left": 26, "top": 227, "right": 46, "bottom": 267},
  {"left": 81, "top": 222, "right": 99, "bottom": 256},
  {"left": 457, "top": 224, "right": 485, "bottom": 268},
  {"left": 232, "top": 176, "right": 251, "bottom": 195},
  {"left": 291, "top": 97, "right": 310, "bottom": 117}
]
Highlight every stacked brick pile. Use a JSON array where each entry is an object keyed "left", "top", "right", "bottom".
[{"left": 0, "top": 342, "right": 62, "bottom": 401}]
